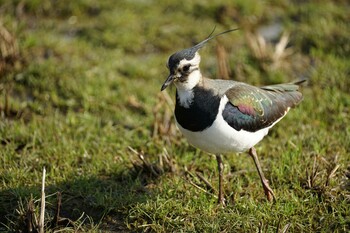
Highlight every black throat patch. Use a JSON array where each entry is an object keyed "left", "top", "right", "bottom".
[{"left": 175, "top": 86, "right": 221, "bottom": 132}]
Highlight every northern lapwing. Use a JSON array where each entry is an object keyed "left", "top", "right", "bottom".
[{"left": 161, "top": 29, "right": 304, "bottom": 205}]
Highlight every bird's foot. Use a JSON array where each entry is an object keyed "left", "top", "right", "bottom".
[
  {"left": 261, "top": 178, "right": 276, "bottom": 202},
  {"left": 217, "top": 195, "right": 226, "bottom": 206}
]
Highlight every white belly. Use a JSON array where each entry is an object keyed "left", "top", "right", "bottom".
[
  {"left": 176, "top": 118, "right": 270, "bottom": 154},
  {"left": 175, "top": 96, "right": 280, "bottom": 154}
]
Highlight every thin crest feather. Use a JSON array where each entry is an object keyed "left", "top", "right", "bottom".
[
  {"left": 166, "top": 27, "right": 239, "bottom": 76},
  {"left": 192, "top": 28, "right": 239, "bottom": 51}
]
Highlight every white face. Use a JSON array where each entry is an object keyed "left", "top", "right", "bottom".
[{"left": 172, "top": 52, "right": 201, "bottom": 90}]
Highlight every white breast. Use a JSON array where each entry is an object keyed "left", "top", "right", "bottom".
[{"left": 175, "top": 96, "right": 282, "bottom": 154}]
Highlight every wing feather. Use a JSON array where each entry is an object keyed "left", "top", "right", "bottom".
[{"left": 222, "top": 81, "right": 304, "bottom": 132}]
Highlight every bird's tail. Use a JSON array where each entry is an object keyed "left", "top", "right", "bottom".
[{"left": 260, "top": 79, "right": 306, "bottom": 107}]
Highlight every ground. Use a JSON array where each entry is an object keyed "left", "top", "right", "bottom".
[{"left": 0, "top": 0, "right": 349, "bottom": 232}]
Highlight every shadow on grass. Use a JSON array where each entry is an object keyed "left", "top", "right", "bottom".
[{"left": 0, "top": 165, "right": 163, "bottom": 232}]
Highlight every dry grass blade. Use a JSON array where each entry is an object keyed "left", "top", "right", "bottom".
[
  {"left": 0, "top": 24, "right": 19, "bottom": 58},
  {"left": 162, "top": 148, "right": 177, "bottom": 173},
  {"left": 0, "top": 23, "right": 20, "bottom": 76},
  {"left": 306, "top": 155, "right": 321, "bottom": 189},
  {"left": 152, "top": 92, "right": 178, "bottom": 144},
  {"left": 51, "top": 192, "right": 62, "bottom": 229},
  {"left": 246, "top": 32, "right": 267, "bottom": 61},
  {"left": 258, "top": 221, "right": 264, "bottom": 233},
  {"left": 326, "top": 164, "right": 340, "bottom": 187},
  {"left": 196, "top": 172, "right": 217, "bottom": 194},
  {"left": 184, "top": 170, "right": 219, "bottom": 199},
  {"left": 216, "top": 43, "right": 231, "bottom": 80},
  {"left": 26, "top": 197, "right": 36, "bottom": 233},
  {"left": 280, "top": 223, "right": 291, "bottom": 233},
  {"left": 128, "top": 146, "right": 177, "bottom": 180},
  {"left": 273, "top": 32, "right": 291, "bottom": 61},
  {"left": 245, "top": 31, "right": 293, "bottom": 72},
  {"left": 184, "top": 169, "right": 201, "bottom": 184},
  {"left": 129, "top": 146, "right": 160, "bottom": 177},
  {"left": 183, "top": 176, "right": 217, "bottom": 199},
  {"left": 127, "top": 95, "right": 146, "bottom": 114},
  {"left": 303, "top": 153, "right": 343, "bottom": 199},
  {"left": 38, "top": 167, "right": 46, "bottom": 233}
]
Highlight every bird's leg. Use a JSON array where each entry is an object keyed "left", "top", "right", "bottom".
[
  {"left": 248, "top": 147, "right": 276, "bottom": 202},
  {"left": 216, "top": 154, "right": 225, "bottom": 205}
]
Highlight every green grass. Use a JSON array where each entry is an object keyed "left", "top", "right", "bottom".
[{"left": 1, "top": 0, "right": 349, "bottom": 232}]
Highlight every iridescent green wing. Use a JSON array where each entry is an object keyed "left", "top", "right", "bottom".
[{"left": 222, "top": 82, "right": 303, "bottom": 132}]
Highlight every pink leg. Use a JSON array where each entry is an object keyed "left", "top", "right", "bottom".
[
  {"left": 249, "top": 147, "right": 276, "bottom": 202},
  {"left": 216, "top": 154, "right": 225, "bottom": 205}
]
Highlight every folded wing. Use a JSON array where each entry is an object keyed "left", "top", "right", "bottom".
[{"left": 222, "top": 81, "right": 304, "bottom": 132}]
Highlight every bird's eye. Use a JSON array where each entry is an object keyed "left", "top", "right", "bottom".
[{"left": 182, "top": 64, "right": 191, "bottom": 72}]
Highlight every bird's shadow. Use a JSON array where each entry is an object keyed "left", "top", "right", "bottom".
[{"left": 0, "top": 159, "right": 167, "bottom": 232}]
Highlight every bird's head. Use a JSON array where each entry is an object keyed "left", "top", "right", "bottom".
[{"left": 161, "top": 28, "right": 239, "bottom": 91}]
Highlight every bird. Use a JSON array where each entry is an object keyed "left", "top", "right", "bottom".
[{"left": 160, "top": 28, "right": 304, "bottom": 205}]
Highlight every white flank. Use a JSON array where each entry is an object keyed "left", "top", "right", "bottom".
[{"left": 176, "top": 96, "right": 288, "bottom": 154}]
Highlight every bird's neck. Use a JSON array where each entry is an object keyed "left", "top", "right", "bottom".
[{"left": 175, "top": 70, "right": 202, "bottom": 108}]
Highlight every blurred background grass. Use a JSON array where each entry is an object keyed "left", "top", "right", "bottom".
[{"left": 0, "top": 0, "right": 349, "bottom": 232}]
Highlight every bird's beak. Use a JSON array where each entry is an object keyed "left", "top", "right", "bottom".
[{"left": 161, "top": 74, "right": 174, "bottom": 91}]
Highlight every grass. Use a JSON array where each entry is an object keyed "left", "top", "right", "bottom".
[{"left": 1, "top": 0, "right": 349, "bottom": 232}]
